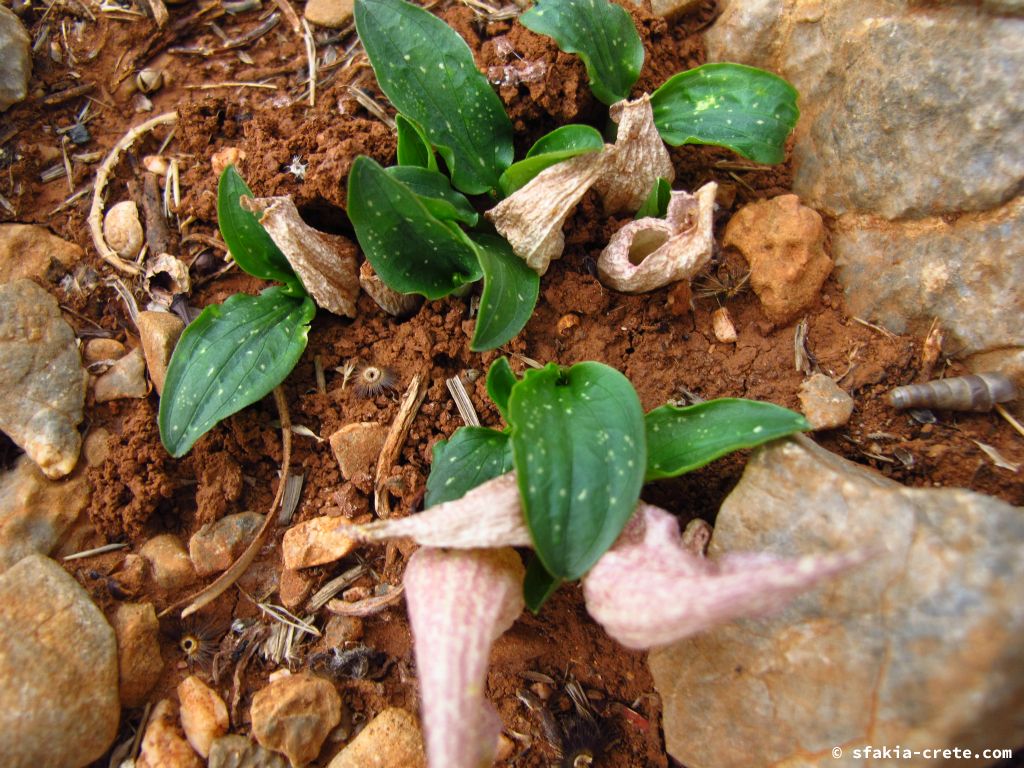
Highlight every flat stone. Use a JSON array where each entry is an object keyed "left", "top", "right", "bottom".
[
  {"left": 140, "top": 533, "right": 197, "bottom": 592},
  {"left": 94, "top": 345, "right": 148, "bottom": 402},
  {"left": 112, "top": 602, "right": 163, "bottom": 708},
  {"left": 282, "top": 516, "right": 357, "bottom": 569},
  {"left": 178, "top": 675, "right": 229, "bottom": 759},
  {"left": 0, "top": 6, "right": 30, "bottom": 112},
  {"left": 137, "top": 310, "right": 185, "bottom": 395},
  {"left": 279, "top": 567, "right": 313, "bottom": 610},
  {"left": 327, "top": 707, "right": 425, "bottom": 768},
  {"left": 83, "top": 337, "right": 126, "bottom": 364},
  {"left": 0, "top": 224, "right": 82, "bottom": 283},
  {"left": 0, "top": 280, "right": 86, "bottom": 478},
  {"left": 208, "top": 734, "right": 288, "bottom": 768},
  {"left": 329, "top": 422, "right": 386, "bottom": 480},
  {"left": 798, "top": 373, "right": 854, "bottom": 430},
  {"left": 722, "top": 195, "right": 831, "bottom": 324},
  {"left": 650, "top": 438, "right": 1024, "bottom": 767},
  {"left": 250, "top": 672, "right": 343, "bottom": 767},
  {"left": 304, "top": 0, "right": 353, "bottom": 28},
  {"left": 189, "top": 511, "right": 264, "bottom": 577},
  {"left": 833, "top": 199, "right": 1024, "bottom": 357},
  {"left": 0, "top": 554, "right": 119, "bottom": 766},
  {"left": 137, "top": 699, "right": 203, "bottom": 768}
]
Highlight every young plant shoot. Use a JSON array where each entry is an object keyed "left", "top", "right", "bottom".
[
  {"left": 158, "top": 166, "right": 316, "bottom": 457},
  {"left": 346, "top": 0, "right": 799, "bottom": 349}
]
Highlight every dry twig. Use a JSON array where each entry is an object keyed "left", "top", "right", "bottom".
[{"left": 374, "top": 374, "right": 425, "bottom": 518}]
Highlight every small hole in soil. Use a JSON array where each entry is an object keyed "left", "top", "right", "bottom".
[{"left": 627, "top": 230, "right": 668, "bottom": 265}]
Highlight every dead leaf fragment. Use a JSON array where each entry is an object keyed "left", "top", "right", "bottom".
[
  {"left": 404, "top": 547, "right": 524, "bottom": 768},
  {"left": 486, "top": 152, "right": 606, "bottom": 275},
  {"left": 143, "top": 253, "right": 191, "bottom": 307},
  {"left": 597, "top": 182, "right": 717, "bottom": 293},
  {"left": 594, "top": 95, "right": 675, "bottom": 215},
  {"left": 242, "top": 196, "right": 360, "bottom": 318}
]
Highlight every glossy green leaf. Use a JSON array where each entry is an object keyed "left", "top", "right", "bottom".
[
  {"left": 385, "top": 165, "right": 478, "bottom": 227},
  {"left": 644, "top": 398, "right": 809, "bottom": 481},
  {"left": 497, "top": 124, "right": 604, "bottom": 196},
  {"left": 469, "top": 234, "right": 540, "bottom": 352},
  {"left": 486, "top": 357, "right": 518, "bottom": 424},
  {"left": 425, "top": 426, "right": 514, "bottom": 507},
  {"left": 355, "top": 0, "right": 513, "bottom": 194},
  {"left": 509, "top": 362, "right": 646, "bottom": 580},
  {"left": 635, "top": 177, "right": 671, "bottom": 219},
  {"left": 348, "top": 156, "right": 483, "bottom": 299},
  {"left": 650, "top": 62, "right": 800, "bottom": 164},
  {"left": 395, "top": 114, "right": 438, "bottom": 171},
  {"left": 217, "top": 166, "right": 298, "bottom": 285},
  {"left": 523, "top": 555, "right": 561, "bottom": 613},
  {"left": 520, "top": 0, "right": 643, "bottom": 106},
  {"left": 159, "top": 288, "right": 315, "bottom": 458}
]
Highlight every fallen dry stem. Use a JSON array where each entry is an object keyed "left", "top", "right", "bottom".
[
  {"left": 88, "top": 111, "right": 178, "bottom": 275},
  {"left": 995, "top": 403, "right": 1024, "bottom": 439},
  {"left": 169, "top": 387, "right": 292, "bottom": 618},
  {"left": 374, "top": 374, "right": 425, "bottom": 518}
]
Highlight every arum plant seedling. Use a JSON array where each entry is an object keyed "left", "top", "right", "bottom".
[{"left": 346, "top": 0, "right": 799, "bottom": 348}]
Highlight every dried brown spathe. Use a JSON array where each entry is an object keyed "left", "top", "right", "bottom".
[
  {"left": 597, "top": 182, "right": 718, "bottom": 293},
  {"left": 241, "top": 195, "right": 360, "bottom": 318}
]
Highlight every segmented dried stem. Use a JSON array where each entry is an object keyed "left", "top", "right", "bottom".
[{"left": 374, "top": 374, "right": 425, "bottom": 518}]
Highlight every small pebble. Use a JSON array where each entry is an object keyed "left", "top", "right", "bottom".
[
  {"left": 250, "top": 673, "right": 342, "bottom": 767},
  {"left": 798, "top": 373, "right": 854, "bottom": 430},
  {"left": 102, "top": 200, "right": 144, "bottom": 261},
  {"left": 178, "top": 675, "right": 229, "bottom": 759}
]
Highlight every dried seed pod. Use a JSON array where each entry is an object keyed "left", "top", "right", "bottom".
[
  {"left": 135, "top": 68, "right": 164, "bottom": 94},
  {"left": 888, "top": 373, "right": 1018, "bottom": 412},
  {"left": 354, "top": 364, "right": 397, "bottom": 397}
]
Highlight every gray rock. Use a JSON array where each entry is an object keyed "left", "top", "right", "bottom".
[
  {"left": 0, "top": 224, "right": 82, "bottom": 283},
  {"left": 650, "top": 437, "right": 1024, "bottom": 767},
  {"left": 0, "top": 6, "right": 30, "bottom": 112},
  {"left": 0, "top": 554, "right": 120, "bottom": 767},
  {"left": 189, "top": 511, "right": 264, "bottom": 577},
  {"left": 0, "top": 280, "right": 86, "bottom": 478},
  {"left": 208, "top": 734, "right": 287, "bottom": 768},
  {"left": 833, "top": 198, "right": 1024, "bottom": 357},
  {"left": 93, "top": 345, "right": 148, "bottom": 402}
]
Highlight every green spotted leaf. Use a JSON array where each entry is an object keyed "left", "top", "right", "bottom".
[
  {"left": 498, "top": 124, "right": 605, "bottom": 196},
  {"left": 355, "top": 0, "right": 513, "bottom": 194},
  {"left": 520, "top": 0, "right": 643, "bottom": 106},
  {"left": 644, "top": 398, "right": 809, "bottom": 481},
  {"left": 158, "top": 288, "right": 315, "bottom": 458},
  {"left": 509, "top": 362, "right": 646, "bottom": 580},
  {"left": 217, "top": 166, "right": 299, "bottom": 285},
  {"left": 486, "top": 356, "right": 518, "bottom": 424},
  {"left": 385, "top": 165, "right": 479, "bottom": 227},
  {"left": 469, "top": 234, "right": 540, "bottom": 352},
  {"left": 348, "top": 156, "right": 483, "bottom": 299},
  {"left": 395, "top": 114, "right": 438, "bottom": 171},
  {"left": 650, "top": 63, "right": 799, "bottom": 164},
  {"left": 635, "top": 177, "right": 671, "bottom": 219},
  {"left": 425, "top": 426, "right": 514, "bottom": 507}
]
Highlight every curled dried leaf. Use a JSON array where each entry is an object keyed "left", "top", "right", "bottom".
[
  {"left": 241, "top": 196, "right": 360, "bottom": 318},
  {"left": 405, "top": 547, "right": 525, "bottom": 768},
  {"left": 594, "top": 96, "right": 674, "bottom": 215},
  {"left": 596, "top": 182, "right": 717, "bottom": 293},
  {"left": 486, "top": 152, "right": 606, "bottom": 275},
  {"left": 359, "top": 261, "right": 423, "bottom": 318},
  {"left": 350, "top": 473, "right": 530, "bottom": 549},
  {"left": 144, "top": 253, "right": 192, "bottom": 307},
  {"left": 582, "top": 503, "right": 865, "bottom": 649}
]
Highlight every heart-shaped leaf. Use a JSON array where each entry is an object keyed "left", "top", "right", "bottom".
[
  {"left": 650, "top": 63, "right": 799, "bottom": 164},
  {"left": 159, "top": 288, "right": 315, "bottom": 457},
  {"left": 635, "top": 177, "right": 671, "bottom": 219},
  {"left": 644, "top": 398, "right": 809, "bottom": 481},
  {"left": 355, "top": 0, "right": 513, "bottom": 194},
  {"left": 217, "top": 166, "right": 300, "bottom": 286},
  {"left": 348, "top": 156, "right": 483, "bottom": 299},
  {"left": 385, "top": 165, "right": 479, "bottom": 227},
  {"left": 469, "top": 234, "right": 540, "bottom": 352},
  {"left": 509, "top": 362, "right": 646, "bottom": 580},
  {"left": 396, "top": 114, "right": 438, "bottom": 171},
  {"left": 498, "top": 124, "right": 605, "bottom": 196},
  {"left": 425, "top": 426, "right": 514, "bottom": 508},
  {"left": 520, "top": 0, "right": 643, "bottom": 106},
  {"left": 486, "top": 356, "right": 518, "bottom": 424}
]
